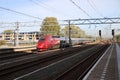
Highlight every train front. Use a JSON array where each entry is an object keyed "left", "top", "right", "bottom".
[{"left": 36, "top": 37, "right": 47, "bottom": 51}]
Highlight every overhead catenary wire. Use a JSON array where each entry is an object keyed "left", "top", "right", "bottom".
[
  {"left": 35, "top": 0, "right": 54, "bottom": 9},
  {"left": 0, "top": 6, "right": 42, "bottom": 20},
  {"left": 69, "top": 0, "right": 92, "bottom": 18},
  {"left": 76, "top": 0, "right": 104, "bottom": 29},
  {"left": 87, "top": 0, "right": 104, "bottom": 18},
  {"left": 29, "top": 0, "right": 48, "bottom": 10},
  {"left": 86, "top": 0, "right": 105, "bottom": 29},
  {"left": 1, "top": 19, "right": 68, "bottom": 25},
  {"left": 29, "top": 0, "right": 70, "bottom": 18},
  {"left": 1, "top": 17, "right": 120, "bottom": 25}
]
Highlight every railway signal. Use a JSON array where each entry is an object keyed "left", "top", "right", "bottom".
[
  {"left": 112, "top": 29, "right": 114, "bottom": 36},
  {"left": 112, "top": 29, "right": 115, "bottom": 40},
  {"left": 99, "top": 30, "right": 101, "bottom": 37}
]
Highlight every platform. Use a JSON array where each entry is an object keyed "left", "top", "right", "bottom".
[{"left": 83, "top": 43, "right": 119, "bottom": 80}]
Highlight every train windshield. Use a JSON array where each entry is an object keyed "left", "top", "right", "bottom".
[{"left": 39, "top": 37, "right": 45, "bottom": 41}]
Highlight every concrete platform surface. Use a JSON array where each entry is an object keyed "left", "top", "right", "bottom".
[{"left": 83, "top": 43, "right": 119, "bottom": 80}]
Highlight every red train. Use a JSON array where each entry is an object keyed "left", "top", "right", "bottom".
[
  {"left": 36, "top": 35, "right": 60, "bottom": 51},
  {"left": 36, "top": 35, "right": 95, "bottom": 51}
]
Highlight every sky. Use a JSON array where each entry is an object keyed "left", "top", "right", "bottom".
[{"left": 0, "top": 0, "right": 120, "bottom": 38}]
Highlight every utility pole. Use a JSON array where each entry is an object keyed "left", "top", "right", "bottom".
[
  {"left": 68, "top": 20, "right": 72, "bottom": 47},
  {"left": 15, "top": 22, "right": 19, "bottom": 47},
  {"left": 13, "top": 30, "right": 16, "bottom": 46}
]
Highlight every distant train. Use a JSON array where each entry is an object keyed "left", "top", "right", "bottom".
[{"left": 36, "top": 35, "right": 95, "bottom": 51}]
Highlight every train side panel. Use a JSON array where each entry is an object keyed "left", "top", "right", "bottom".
[
  {"left": 36, "top": 35, "right": 59, "bottom": 51},
  {"left": 37, "top": 35, "right": 95, "bottom": 51}
]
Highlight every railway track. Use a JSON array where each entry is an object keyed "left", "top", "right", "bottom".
[
  {"left": 118, "top": 42, "right": 120, "bottom": 47},
  {"left": 14, "top": 44, "right": 109, "bottom": 80},
  {"left": 0, "top": 52, "right": 32, "bottom": 61},
  {"left": 0, "top": 44, "right": 96, "bottom": 80},
  {"left": 55, "top": 45, "right": 109, "bottom": 80}
]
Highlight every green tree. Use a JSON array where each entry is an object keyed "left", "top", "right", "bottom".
[
  {"left": 40, "top": 17, "right": 60, "bottom": 36},
  {"left": 0, "top": 40, "right": 6, "bottom": 45},
  {"left": 61, "top": 25, "right": 86, "bottom": 38},
  {"left": 3, "top": 30, "right": 13, "bottom": 34},
  {"left": 114, "top": 34, "right": 120, "bottom": 42}
]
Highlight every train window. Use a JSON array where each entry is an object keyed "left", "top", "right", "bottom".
[
  {"left": 39, "top": 38, "right": 45, "bottom": 41},
  {"left": 52, "top": 36, "right": 60, "bottom": 38}
]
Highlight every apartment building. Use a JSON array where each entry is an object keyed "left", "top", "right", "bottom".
[{"left": 0, "top": 31, "right": 39, "bottom": 41}]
